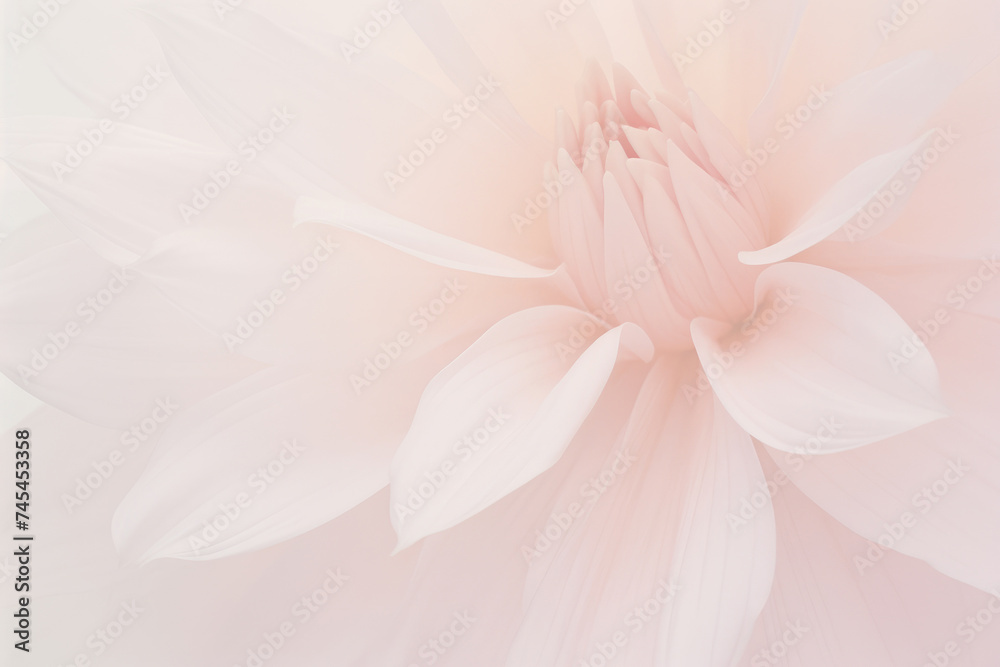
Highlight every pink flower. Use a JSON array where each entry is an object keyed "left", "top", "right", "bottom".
[{"left": 3, "top": 0, "right": 1000, "bottom": 665}]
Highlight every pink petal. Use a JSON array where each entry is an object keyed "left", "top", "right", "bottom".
[
  {"left": 0, "top": 221, "right": 257, "bottom": 427},
  {"left": 505, "top": 358, "right": 775, "bottom": 666},
  {"left": 389, "top": 305, "right": 653, "bottom": 551},
  {"left": 740, "top": 131, "right": 936, "bottom": 265},
  {"left": 736, "top": 450, "right": 1000, "bottom": 665},
  {"left": 691, "top": 262, "right": 948, "bottom": 453},
  {"left": 111, "top": 359, "right": 442, "bottom": 563},
  {"left": 295, "top": 196, "right": 557, "bottom": 278},
  {"left": 601, "top": 172, "right": 689, "bottom": 348}
]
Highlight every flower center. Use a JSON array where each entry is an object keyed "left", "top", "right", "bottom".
[{"left": 548, "top": 65, "right": 769, "bottom": 351}]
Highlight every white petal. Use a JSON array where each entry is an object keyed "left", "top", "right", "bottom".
[
  {"left": 0, "top": 223, "right": 256, "bottom": 427},
  {"left": 364, "top": 365, "right": 648, "bottom": 666},
  {"left": 691, "top": 262, "right": 948, "bottom": 454},
  {"left": 602, "top": 172, "right": 689, "bottom": 348},
  {"left": 113, "top": 366, "right": 415, "bottom": 563},
  {"left": 766, "top": 416, "right": 1000, "bottom": 594},
  {"left": 1, "top": 119, "right": 235, "bottom": 265},
  {"left": 390, "top": 305, "right": 653, "bottom": 551},
  {"left": 506, "top": 358, "right": 775, "bottom": 667},
  {"left": 736, "top": 449, "right": 1000, "bottom": 666},
  {"left": 295, "top": 196, "right": 557, "bottom": 278},
  {"left": 757, "top": 52, "right": 961, "bottom": 242},
  {"left": 740, "top": 131, "right": 935, "bottom": 265}
]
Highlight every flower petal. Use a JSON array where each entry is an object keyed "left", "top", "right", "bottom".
[
  {"left": 691, "top": 262, "right": 948, "bottom": 454},
  {"left": 739, "top": 131, "right": 935, "bottom": 265},
  {"left": 758, "top": 52, "right": 961, "bottom": 241},
  {"left": 736, "top": 448, "right": 1000, "bottom": 666},
  {"left": 505, "top": 358, "right": 775, "bottom": 667},
  {"left": 0, "top": 220, "right": 257, "bottom": 427},
  {"left": 688, "top": 91, "right": 770, "bottom": 231},
  {"left": 139, "top": 4, "right": 555, "bottom": 262},
  {"left": 365, "top": 364, "right": 648, "bottom": 666},
  {"left": 602, "top": 172, "right": 689, "bottom": 348},
  {"left": 389, "top": 305, "right": 653, "bottom": 551},
  {"left": 766, "top": 415, "right": 1000, "bottom": 596},
  {"left": 113, "top": 365, "right": 424, "bottom": 563},
  {"left": 550, "top": 148, "right": 606, "bottom": 308},
  {"left": 667, "top": 140, "right": 762, "bottom": 318},
  {"left": 295, "top": 196, "right": 557, "bottom": 278},
  {"left": 1, "top": 119, "right": 236, "bottom": 265}
]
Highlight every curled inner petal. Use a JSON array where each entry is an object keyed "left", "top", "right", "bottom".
[{"left": 551, "top": 64, "right": 768, "bottom": 350}]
